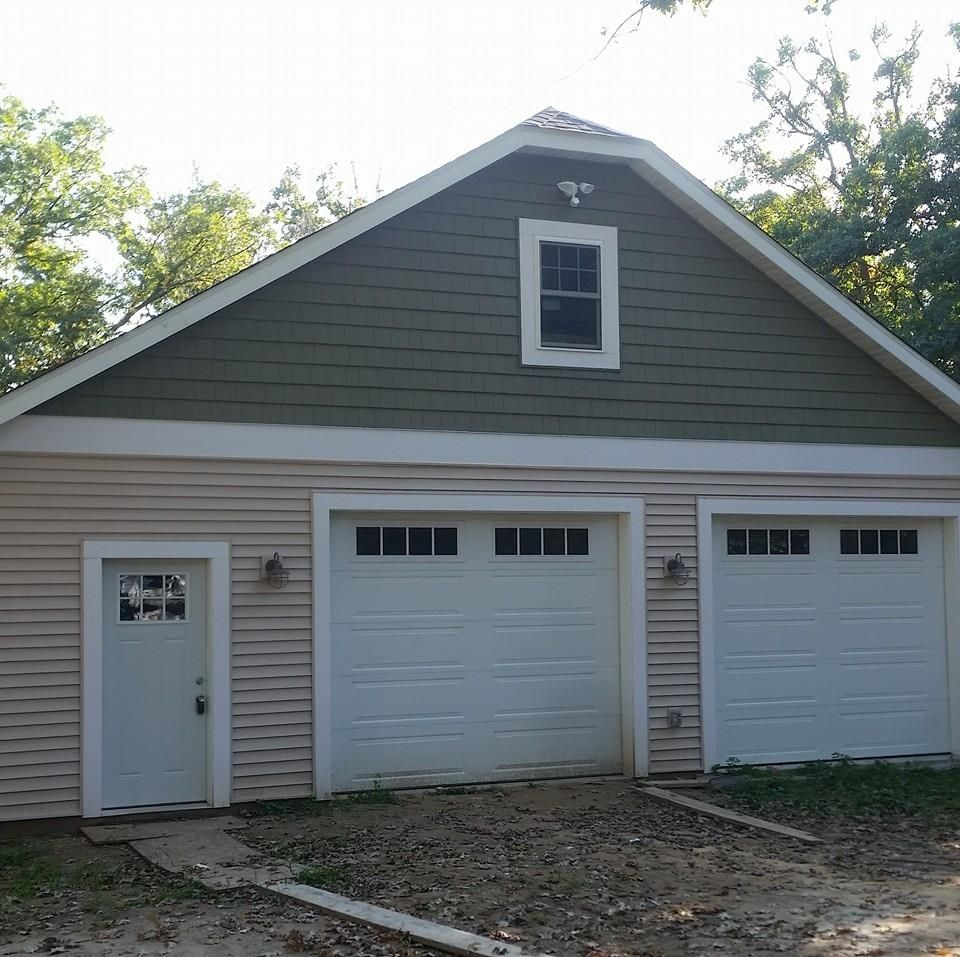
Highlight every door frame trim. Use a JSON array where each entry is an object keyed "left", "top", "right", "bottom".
[
  {"left": 697, "top": 498, "right": 960, "bottom": 770},
  {"left": 311, "top": 492, "right": 646, "bottom": 797},
  {"left": 81, "top": 540, "right": 231, "bottom": 818}
]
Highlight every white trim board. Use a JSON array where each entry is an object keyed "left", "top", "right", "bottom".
[
  {"left": 518, "top": 218, "right": 620, "bottom": 370},
  {"left": 2, "top": 118, "right": 960, "bottom": 427},
  {"left": 310, "top": 492, "right": 647, "bottom": 796},
  {"left": 5, "top": 415, "right": 960, "bottom": 478},
  {"left": 695, "top": 498, "right": 960, "bottom": 771},
  {"left": 81, "top": 540, "right": 231, "bottom": 818}
]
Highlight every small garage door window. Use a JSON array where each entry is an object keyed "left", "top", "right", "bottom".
[
  {"left": 840, "top": 528, "right": 918, "bottom": 556},
  {"left": 726, "top": 528, "right": 809, "bottom": 556},
  {"left": 355, "top": 525, "right": 458, "bottom": 557},
  {"left": 494, "top": 526, "right": 589, "bottom": 556}
]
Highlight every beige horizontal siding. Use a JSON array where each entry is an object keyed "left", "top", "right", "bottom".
[{"left": 3, "top": 449, "right": 960, "bottom": 819}]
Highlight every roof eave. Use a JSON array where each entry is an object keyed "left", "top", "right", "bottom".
[{"left": 2, "top": 122, "right": 960, "bottom": 432}]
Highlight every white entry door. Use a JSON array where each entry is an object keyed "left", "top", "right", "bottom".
[
  {"left": 102, "top": 559, "right": 208, "bottom": 809},
  {"left": 713, "top": 517, "right": 950, "bottom": 765},
  {"left": 331, "top": 513, "right": 622, "bottom": 790}
]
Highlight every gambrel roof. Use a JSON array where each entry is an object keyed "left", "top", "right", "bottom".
[{"left": 3, "top": 109, "right": 960, "bottom": 427}]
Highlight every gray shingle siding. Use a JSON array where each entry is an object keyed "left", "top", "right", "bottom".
[{"left": 32, "top": 154, "right": 960, "bottom": 446}]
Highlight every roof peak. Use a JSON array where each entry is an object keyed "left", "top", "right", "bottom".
[{"left": 523, "top": 107, "right": 627, "bottom": 137}]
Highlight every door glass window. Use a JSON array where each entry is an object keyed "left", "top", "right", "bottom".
[{"left": 119, "top": 574, "right": 188, "bottom": 622}]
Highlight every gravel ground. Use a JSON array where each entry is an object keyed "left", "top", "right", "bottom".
[
  {"left": 0, "top": 835, "right": 432, "bottom": 956},
  {"left": 3, "top": 780, "right": 958, "bottom": 956},
  {"left": 244, "top": 780, "right": 960, "bottom": 957}
]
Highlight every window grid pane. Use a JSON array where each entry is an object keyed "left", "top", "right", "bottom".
[
  {"left": 495, "top": 527, "right": 590, "bottom": 557},
  {"left": 747, "top": 529, "right": 768, "bottom": 555},
  {"left": 356, "top": 525, "right": 459, "bottom": 558},
  {"left": 118, "top": 573, "right": 188, "bottom": 622},
  {"left": 841, "top": 528, "right": 919, "bottom": 556},
  {"left": 728, "top": 528, "right": 809, "bottom": 557}
]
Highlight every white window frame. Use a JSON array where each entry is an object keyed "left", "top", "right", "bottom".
[{"left": 518, "top": 218, "right": 620, "bottom": 370}]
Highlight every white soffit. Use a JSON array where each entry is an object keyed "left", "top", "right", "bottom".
[{"left": 2, "top": 122, "right": 960, "bottom": 428}]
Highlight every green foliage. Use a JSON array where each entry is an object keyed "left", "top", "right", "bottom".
[
  {"left": 345, "top": 783, "right": 398, "bottom": 806},
  {"left": 116, "top": 177, "right": 272, "bottom": 323},
  {"left": 296, "top": 864, "right": 354, "bottom": 892},
  {"left": 716, "top": 758, "right": 960, "bottom": 821},
  {"left": 0, "top": 94, "right": 145, "bottom": 391},
  {"left": 0, "top": 839, "right": 205, "bottom": 908},
  {"left": 0, "top": 88, "right": 365, "bottom": 393},
  {"left": 247, "top": 797, "right": 331, "bottom": 818},
  {"left": 720, "top": 19, "right": 960, "bottom": 377},
  {"left": 266, "top": 164, "right": 367, "bottom": 247}
]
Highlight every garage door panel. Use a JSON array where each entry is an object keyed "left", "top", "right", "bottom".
[
  {"left": 839, "top": 659, "right": 941, "bottom": 698},
  {"left": 487, "top": 570, "right": 619, "bottom": 614},
  {"left": 490, "top": 666, "right": 620, "bottom": 716},
  {"left": 723, "top": 710, "right": 823, "bottom": 764},
  {"left": 837, "top": 701, "right": 950, "bottom": 755},
  {"left": 332, "top": 630, "right": 466, "bottom": 675},
  {"left": 714, "top": 516, "right": 949, "bottom": 765},
  {"left": 484, "top": 716, "right": 623, "bottom": 779},
  {"left": 332, "top": 514, "right": 622, "bottom": 790},
  {"left": 332, "top": 572, "right": 469, "bottom": 620},
  {"left": 333, "top": 728, "right": 468, "bottom": 790},
  {"left": 489, "top": 621, "right": 617, "bottom": 662},
  {"left": 720, "top": 660, "right": 821, "bottom": 708},
  {"left": 332, "top": 673, "right": 468, "bottom": 726}
]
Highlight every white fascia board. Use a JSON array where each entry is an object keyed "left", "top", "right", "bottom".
[
  {"left": 629, "top": 144, "right": 960, "bottom": 423},
  {"left": 5, "top": 414, "right": 960, "bottom": 478}
]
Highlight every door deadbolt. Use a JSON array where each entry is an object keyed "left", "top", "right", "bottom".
[{"left": 195, "top": 695, "right": 206, "bottom": 715}]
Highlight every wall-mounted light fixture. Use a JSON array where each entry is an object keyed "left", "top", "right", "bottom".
[
  {"left": 261, "top": 552, "right": 290, "bottom": 589},
  {"left": 557, "top": 181, "right": 595, "bottom": 207},
  {"left": 663, "top": 553, "right": 690, "bottom": 586}
]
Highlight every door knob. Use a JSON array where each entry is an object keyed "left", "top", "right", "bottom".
[{"left": 195, "top": 695, "right": 206, "bottom": 715}]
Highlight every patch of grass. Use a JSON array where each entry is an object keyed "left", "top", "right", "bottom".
[
  {"left": 0, "top": 841, "right": 116, "bottom": 900},
  {"left": 247, "top": 784, "right": 398, "bottom": 818},
  {"left": 247, "top": 798, "right": 331, "bottom": 818},
  {"left": 344, "top": 786, "right": 398, "bottom": 806},
  {"left": 297, "top": 864, "right": 354, "bottom": 893},
  {"left": 0, "top": 837, "right": 207, "bottom": 928},
  {"left": 713, "top": 756, "right": 960, "bottom": 822}
]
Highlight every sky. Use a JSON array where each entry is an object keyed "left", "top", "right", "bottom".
[{"left": 3, "top": 0, "right": 959, "bottom": 204}]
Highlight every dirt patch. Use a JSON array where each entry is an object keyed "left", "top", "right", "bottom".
[
  {"left": 245, "top": 780, "right": 960, "bottom": 957},
  {"left": 0, "top": 833, "right": 432, "bottom": 956}
]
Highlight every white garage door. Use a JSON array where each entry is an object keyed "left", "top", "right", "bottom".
[
  {"left": 331, "top": 513, "right": 622, "bottom": 791},
  {"left": 714, "top": 516, "right": 950, "bottom": 766}
]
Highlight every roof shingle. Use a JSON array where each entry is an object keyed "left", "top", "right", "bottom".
[{"left": 523, "top": 106, "right": 627, "bottom": 137}]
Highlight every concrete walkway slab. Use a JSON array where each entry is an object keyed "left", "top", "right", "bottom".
[
  {"left": 81, "top": 815, "right": 247, "bottom": 845},
  {"left": 268, "top": 882, "right": 534, "bottom": 957},
  {"left": 81, "top": 815, "right": 551, "bottom": 956}
]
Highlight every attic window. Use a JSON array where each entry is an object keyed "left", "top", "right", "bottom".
[{"left": 518, "top": 219, "right": 620, "bottom": 370}]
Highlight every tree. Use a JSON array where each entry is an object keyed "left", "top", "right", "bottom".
[
  {"left": 601, "top": 0, "right": 831, "bottom": 51},
  {"left": 266, "top": 164, "right": 368, "bottom": 246},
  {"left": 116, "top": 178, "right": 273, "bottom": 324},
  {"left": 720, "top": 21, "right": 960, "bottom": 376},
  {"left": 0, "top": 94, "right": 145, "bottom": 390},
  {"left": 0, "top": 90, "right": 367, "bottom": 393}
]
